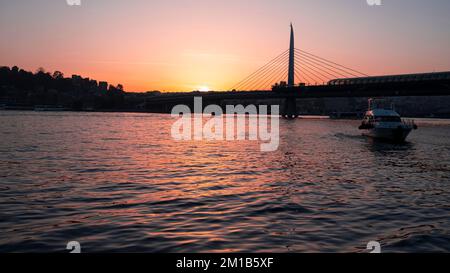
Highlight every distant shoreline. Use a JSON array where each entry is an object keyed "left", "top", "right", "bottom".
[{"left": 2, "top": 108, "right": 450, "bottom": 122}]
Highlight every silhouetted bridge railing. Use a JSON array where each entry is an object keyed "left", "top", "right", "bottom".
[{"left": 280, "top": 74, "right": 450, "bottom": 98}]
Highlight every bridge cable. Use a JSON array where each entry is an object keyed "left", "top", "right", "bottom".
[
  {"left": 294, "top": 68, "right": 311, "bottom": 85},
  {"left": 294, "top": 61, "right": 329, "bottom": 84},
  {"left": 294, "top": 65, "right": 318, "bottom": 85},
  {"left": 299, "top": 58, "right": 354, "bottom": 80},
  {"left": 247, "top": 55, "right": 288, "bottom": 90},
  {"left": 234, "top": 53, "right": 289, "bottom": 91},
  {"left": 296, "top": 62, "right": 335, "bottom": 84},
  {"left": 255, "top": 60, "right": 290, "bottom": 90},
  {"left": 232, "top": 51, "right": 289, "bottom": 90},
  {"left": 231, "top": 49, "right": 289, "bottom": 90},
  {"left": 295, "top": 51, "right": 352, "bottom": 78},
  {"left": 296, "top": 53, "right": 354, "bottom": 79},
  {"left": 298, "top": 55, "right": 336, "bottom": 81},
  {"left": 237, "top": 52, "right": 289, "bottom": 91},
  {"left": 295, "top": 49, "right": 368, "bottom": 78},
  {"left": 294, "top": 58, "right": 325, "bottom": 84},
  {"left": 295, "top": 48, "right": 369, "bottom": 77},
  {"left": 295, "top": 50, "right": 361, "bottom": 78}
]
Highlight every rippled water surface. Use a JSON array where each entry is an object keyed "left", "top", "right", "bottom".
[{"left": 0, "top": 111, "right": 449, "bottom": 253}]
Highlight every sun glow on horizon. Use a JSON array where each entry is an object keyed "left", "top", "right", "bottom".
[{"left": 199, "top": 86, "right": 210, "bottom": 92}]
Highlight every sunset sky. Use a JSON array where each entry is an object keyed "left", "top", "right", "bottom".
[{"left": 1, "top": 0, "right": 449, "bottom": 92}]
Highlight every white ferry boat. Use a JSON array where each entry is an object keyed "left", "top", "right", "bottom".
[{"left": 359, "top": 99, "right": 418, "bottom": 142}]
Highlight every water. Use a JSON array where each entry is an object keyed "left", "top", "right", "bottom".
[{"left": 0, "top": 111, "right": 449, "bottom": 253}]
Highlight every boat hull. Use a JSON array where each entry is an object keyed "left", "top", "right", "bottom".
[{"left": 362, "top": 127, "right": 412, "bottom": 142}]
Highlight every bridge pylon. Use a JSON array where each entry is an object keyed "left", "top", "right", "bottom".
[
  {"left": 288, "top": 23, "right": 295, "bottom": 88},
  {"left": 281, "top": 94, "right": 298, "bottom": 119},
  {"left": 282, "top": 24, "right": 298, "bottom": 119}
]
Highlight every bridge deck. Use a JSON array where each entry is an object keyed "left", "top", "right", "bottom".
[{"left": 145, "top": 78, "right": 450, "bottom": 106}]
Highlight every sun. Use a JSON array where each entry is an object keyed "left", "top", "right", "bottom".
[{"left": 199, "top": 86, "right": 210, "bottom": 92}]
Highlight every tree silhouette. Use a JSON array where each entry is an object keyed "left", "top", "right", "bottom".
[
  {"left": 36, "top": 67, "right": 46, "bottom": 74},
  {"left": 52, "top": 71, "right": 64, "bottom": 79}
]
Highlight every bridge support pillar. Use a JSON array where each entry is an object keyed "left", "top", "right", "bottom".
[{"left": 281, "top": 97, "right": 298, "bottom": 119}]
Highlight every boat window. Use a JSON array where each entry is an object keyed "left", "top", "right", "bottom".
[{"left": 375, "top": 116, "right": 401, "bottom": 122}]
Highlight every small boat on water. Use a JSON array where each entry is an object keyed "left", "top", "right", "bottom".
[{"left": 359, "top": 99, "right": 418, "bottom": 142}]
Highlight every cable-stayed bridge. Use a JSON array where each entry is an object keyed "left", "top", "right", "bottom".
[
  {"left": 146, "top": 25, "right": 450, "bottom": 117},
  {"left": 231, "top": 24, "right": 369, "bottom": 91},
  {"left": 230, "top": 48, "right": 369, "bottom": 91}
]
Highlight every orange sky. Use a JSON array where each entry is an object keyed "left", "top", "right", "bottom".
[{"left": 1, "top": 0, "right": 449, "bottom": 92}]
